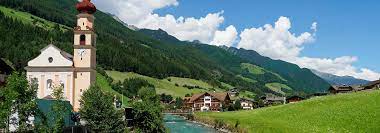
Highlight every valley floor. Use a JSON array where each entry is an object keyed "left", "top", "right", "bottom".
[{"left": 196, "top": 90, "right": 380, "bottom": 133}]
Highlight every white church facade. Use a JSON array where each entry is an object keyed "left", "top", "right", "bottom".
[{"left": 25, "top": 0, "right": 97, "bottom": 111}]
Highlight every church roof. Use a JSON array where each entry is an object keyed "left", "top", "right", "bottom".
[
  {"left": 41, "top": 44, "right": 73, "bottom": 61},
  {"left": 76, "top": 0, "right": 97, "bottom": 14},
  {"left": 27, "top": 44, "right": 74, "bottom": 68}
]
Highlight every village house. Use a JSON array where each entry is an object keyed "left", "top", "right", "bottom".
[
  {"left": 228, "top": 88, "right": 239, "bottom": 97},
  {"left": 328, "top": 83, "right": 378, "bottom": 94},
  {"left": 260, "top": 94, "right": 286, "bottom": 105},
  {"left": 286, "top": 96, "right": 305, "bottom": 103},
  {"left": 185, "top": 92, "right": 231, "bottom": 112},
  {"left": 363, "top": 80, "right": 380, "bottom": 90},
  {"left": 328, "top": 85, "right": 356, "bottom": 94},
  {"left": 239, "top": 98, "right": 257, "bottom": 110}
]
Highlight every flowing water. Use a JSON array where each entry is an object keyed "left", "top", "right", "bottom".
[{"left": 164, "top": 114, "right": 219, "bottom": 133}]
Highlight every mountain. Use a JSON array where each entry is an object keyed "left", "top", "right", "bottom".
[
  {"left": 311, "top": 70, "right": 369, "bottom": 86},
  {"left": 139, "top": 29, "right": 330, "bottom": 94},
  {"left": 139, "top": 28, "right": 181, "bottom": 44},
  {"left": 223, "top": 47, "right": 331, "bottom": 93},
  {"left": 108, "top": 13, "right": 139, "bottom": 31},
  {"left": 0, "top": 0, "right": 329, "bottom": 96}
]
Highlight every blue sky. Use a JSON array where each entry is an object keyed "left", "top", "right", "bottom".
[
  {"left": 93, "top": 0, "right": 380, "bottom": 80},
  {"left": 155, "top": 0, "right": 380, "bottom": 71}
]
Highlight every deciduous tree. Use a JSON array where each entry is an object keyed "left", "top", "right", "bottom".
[{"left": 79, "top": 85, "right": 125, "bottom": 132}]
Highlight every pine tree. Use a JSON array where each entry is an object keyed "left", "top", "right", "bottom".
[{"left": 79, "top": 85, "right": 125, "bottom": 132}]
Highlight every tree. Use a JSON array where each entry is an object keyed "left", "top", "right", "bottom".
[
  {"left": 175, "top": 97, "right": 183, "bottom": 109},
  {"left": 0, "top": 86, "right": 14, "bottom": 129},
  {"left": 234, "top": 99, "right": 242, "bottom": 110},
  {"left": 51, "top": 85, "right": 70, "bottom": 132},
  {"left": 132, "top": 87, "right": 166, "bottom": 133},
  {"left": 0, "top": 72, "right": 39, "bottom": 132},
  {"left": 79, "top": 85, "right": 125, "bottom": 132},
  {"left": 160, "top": 93, "right": 173, "bottom": 103}
]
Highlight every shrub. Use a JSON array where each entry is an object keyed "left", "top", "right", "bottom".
[
  {"left": 235, "top": 120, "right": 240, "bottom": 128},
  {"left": 214, "top": 119, "right": 225, "bottom": 129},
  {"left": 186, "top": 114, "right": 194, "bottom": 121}
]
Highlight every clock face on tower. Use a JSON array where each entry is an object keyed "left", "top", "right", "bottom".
[{"left": 78, "top": 48, "right": 85, "bottom": 59}]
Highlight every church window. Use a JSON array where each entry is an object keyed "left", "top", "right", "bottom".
[
  {"left": 47, "top": 79, "right": 53, "bottom": 90},
  {"left": 48, "top": 57, "right": 53, "bottom": 63},
  {"left": 80, "top": 35, "right": 86, "bottom": 45}
]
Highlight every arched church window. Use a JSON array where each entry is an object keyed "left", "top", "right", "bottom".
[
  {"left": 80, "top": 35, "right": 86, "bottom": 45},
  {"left": 47, "top": 79, "right": 53, "bottom": 90}
]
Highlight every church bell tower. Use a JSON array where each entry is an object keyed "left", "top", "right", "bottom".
[{"left": 73, "top": 0, "right": 97, "bottom": 111}]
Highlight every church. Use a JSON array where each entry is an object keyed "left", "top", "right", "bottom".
[{"left": 25, "top": 0, "right": 97, "bottom": 111}]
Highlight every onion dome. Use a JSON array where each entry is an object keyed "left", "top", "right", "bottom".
[{"left": 76, "top": 0, "right": 97, "bottom": 14}]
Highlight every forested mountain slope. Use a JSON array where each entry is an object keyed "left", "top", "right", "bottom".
[
  {"left": 0, "top": 0, "right": 329, "bottom": 96},
  {"left": 140, "top": 29, "right": 330, "bottom": 94}
]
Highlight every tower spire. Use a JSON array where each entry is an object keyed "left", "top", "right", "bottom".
[{"left": 76, "top": 0, "right": 96, "bottom": 14}]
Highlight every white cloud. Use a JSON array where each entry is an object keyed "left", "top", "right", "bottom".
[
  {"left": 137, "top": 12, "right": 225, "bottom": 43},
  {"left": 210, "top": 25, "right": 238, "bottom": 47},
  {"left": 237, "top": 16, "right": 380, "bottom": 81},
  {"left": 311, "top": 22, "right": 317, "bottom": 32},
  {"left": 293, "top": 56, "right": 380, "bottom": 81},
  {"left": 93, "top": 0, "right": 230, "bottom": 45},
  {"left": 91, "top": 1, "right": 380, "bottom": 81},
  {"left": 237, "top": 16, "right": 314, "bottom": 60}
]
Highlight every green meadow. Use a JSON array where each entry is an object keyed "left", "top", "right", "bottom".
[
  {"left": 96, "top": 73, "right": 129, "bottom": 107},
  {"left": 0, "top": 6, "right": 70, "bottom": 31},
  {"left": 196, "top": 90, "right": 380, "bottom": 133},
  {"left": 106, "top": 71, "right": 229, "bottom": 98}
]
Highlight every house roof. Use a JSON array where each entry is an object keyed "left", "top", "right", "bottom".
[
  {"left": 329, "top": 85, "right": 353, "bottom": 91},
  {"left": 239, "top": 98, "right": 255, "bottom": 102},
  {"left": 188, "top": 92, "right": 230, "bottom": 103},
  {"left": 286, "top": 95, "right": 305, "bottom": 100},
  {"left": 210, "top": 92, "right": 230, "bottom": 101},
  {"left": 261, "top": 93, "right": 285, "bottom": 101},
  {"left": 364, "top": 80, "right": 380, "bottom": 89}
]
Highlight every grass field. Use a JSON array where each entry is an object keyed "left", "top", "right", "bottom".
[
  {"left": 236, "top": 75, "right": 257, "bottom": 83},
  {"left": 241, "top": 63, "right": 265, "bottom": 75},
  {"left": 265, "top": 83, "right": 292, "bottom": 95},
  {"left": 96, "top": 73, "right": 129, "bottom": 107},
  {"left": 196, "top": 90, "right": 380, "bottom": 133},
  {"left": 0, "top": 6, "right": 70, "bottom": 31},
  {"left": 241, "top": 63, "right": 287, "bottom": 82},
  {"left": 106, "top": 71, "right": 230, "bottom": 98}
]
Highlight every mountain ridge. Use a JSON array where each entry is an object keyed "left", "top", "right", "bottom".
[{"left": 311, "top": 69, "right": 369, "bottom": 86}]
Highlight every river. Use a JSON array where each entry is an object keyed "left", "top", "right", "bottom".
[{"left": 164, "top": 114, "right": 219, "bottom": 133}]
